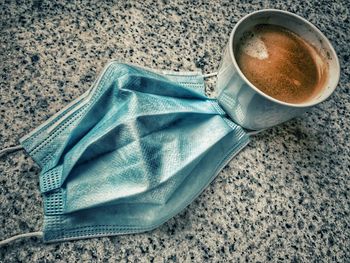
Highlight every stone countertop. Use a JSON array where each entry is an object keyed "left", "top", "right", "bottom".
[{"left": 0, "top": 1, "right": 349, "bottom": 262}]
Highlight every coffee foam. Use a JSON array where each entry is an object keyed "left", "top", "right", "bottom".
[{"left": 241, "top": 32, "right": 269, "bottom": 60}]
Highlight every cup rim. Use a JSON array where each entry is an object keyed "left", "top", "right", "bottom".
[{"left": 228, "top": 9, "right": 340, "bottom": 108}]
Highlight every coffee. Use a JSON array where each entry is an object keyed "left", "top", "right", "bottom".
[{"left": 235, "top": 24, "right": 328, "bottom": 104}]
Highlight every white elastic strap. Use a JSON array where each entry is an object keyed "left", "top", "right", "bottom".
[
  {"left": 246, "top": 129, "right": 266, "bottom": 136},
  {"left": 203, "top": 72, "right": 218, "bottom": 78},
  {"left": 0, "top": 231, "right": 43, "bottom": 247},
  {"left": 0, "top": 145, "right": 24, "bottom": 158},
  {"left": 0, "top": 145, "right": 42, "bottom": 246}
]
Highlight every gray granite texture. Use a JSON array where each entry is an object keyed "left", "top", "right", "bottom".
[{"left": 0, "top": 0, "right": 349, "bottom": 262}]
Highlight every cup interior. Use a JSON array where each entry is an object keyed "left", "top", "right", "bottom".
[{"left": 230, "top": 9, "right": 340, "bottom": 107}]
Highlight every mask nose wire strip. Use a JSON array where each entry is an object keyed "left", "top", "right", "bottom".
[
  {"left": 0, "top": 231, "right": 43, "bottom": 247},
  {"left": 0, "top": 145, "right": 24, "bottom": 158}
]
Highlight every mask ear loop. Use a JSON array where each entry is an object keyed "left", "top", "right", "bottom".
[
  {"left": 246, "top": 129, "right": 266, "bottom": 136},
  {"left": 0, "top": 145, "right": 44, "bottom": 246},
  {"left": 0, "top": 232, "right": 43, "bottom": 247},
  {"left": 203, "top": 71, "right": 264, "bottom": 136},
  {"left": 203, "top": 72, "right": 218, "bottom": 78},
  {"left": 0, "top": 145, "right": 24, "bottom": 158}
]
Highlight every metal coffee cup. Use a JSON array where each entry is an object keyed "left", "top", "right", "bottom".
[{"left": 217, "top": 9, "right": 340, "bottom": 131}]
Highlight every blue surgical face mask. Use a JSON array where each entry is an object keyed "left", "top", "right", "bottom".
[{"left": 1, "top": 62, "right": 249, "bottom": 243}]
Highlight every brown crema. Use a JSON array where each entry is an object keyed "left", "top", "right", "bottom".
[{"left": 235, "top": 24, "right": 328, "bottom": 104}]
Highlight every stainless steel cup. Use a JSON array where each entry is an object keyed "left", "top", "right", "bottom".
[{"left": 217, "top": 9, "right": 340, "bottom": 131}]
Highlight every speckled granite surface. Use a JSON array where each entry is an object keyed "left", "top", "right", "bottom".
[{"left": 0, "top": 1, "right": 349, "bottom": 262}]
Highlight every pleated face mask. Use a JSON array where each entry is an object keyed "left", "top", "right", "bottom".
[{"left": 1, "top": 62, "right": 250, "bottom": 243}]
